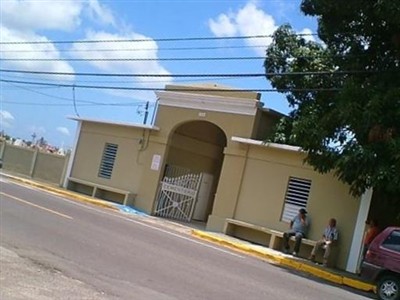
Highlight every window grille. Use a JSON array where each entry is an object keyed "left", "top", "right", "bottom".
[
  {"left": 281, "top": 177, "right": 311, "bottom": 222},
  {"left": 98, "top": 143, "right": 118, "bottom": 179}
]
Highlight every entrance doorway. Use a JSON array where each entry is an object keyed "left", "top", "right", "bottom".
[{"left": 154, "top": 120, "right": 227, "bottom": 222}]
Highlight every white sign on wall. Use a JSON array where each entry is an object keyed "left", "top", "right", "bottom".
[{"left": 151, "top": 154, "right": 161, "bottom": 171}]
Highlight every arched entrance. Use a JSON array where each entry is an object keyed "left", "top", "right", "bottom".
[{"left": 154, "top": 120, "right": 227, "bottom": 222}]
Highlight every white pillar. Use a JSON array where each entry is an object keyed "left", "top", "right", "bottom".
[{"left": 346, "top": 188, "right": 373, "bottom": 272}]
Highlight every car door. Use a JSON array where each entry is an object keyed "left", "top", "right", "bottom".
[{"left": 380, "top": 229, "right": 400, "bottom": 273}]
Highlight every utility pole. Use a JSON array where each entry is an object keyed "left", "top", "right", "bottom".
[
  {"left": 31, "top": 132, "right": 37, "bottom": 145},
  {"left": 143, "top": 101, "right": 149, "bottom": 125}
]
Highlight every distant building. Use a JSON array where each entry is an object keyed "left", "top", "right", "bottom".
[{"left": 13, "top": 139, "right": 25, "bottom": 147}]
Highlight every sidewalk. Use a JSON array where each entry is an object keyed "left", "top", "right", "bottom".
[
  {"left": 191, "top": 230, "right": 375, "bottom": 293},
  {"left": 1, "top": 172, "right": 376, "bottom": 295}
]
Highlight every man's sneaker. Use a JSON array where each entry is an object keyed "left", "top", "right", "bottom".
[{"left": 292, "top": 252, "right": 298, "bottom": 257}]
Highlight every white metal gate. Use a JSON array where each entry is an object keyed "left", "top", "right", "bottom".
[{"left": 154, "top": 165, "right": 202, "bottom": 222}]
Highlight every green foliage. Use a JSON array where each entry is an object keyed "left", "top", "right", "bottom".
[{"left": 264, "top": 1, "right": 400, "bottom": 196}]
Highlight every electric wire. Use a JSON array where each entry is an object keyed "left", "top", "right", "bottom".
[
  {"left": 72, "top": 85, "right": 80, "bottom": 117},
  {"left": 0, "top": 33, "right": 317, "bottom": 45},
  {"left": 0, "top": 73, "right": 242, "bottom": 85},
  {"left": 0, "top": 44, "right": 268, "bottom": 54},
  {"left": 2, "top": 80, "right": 152, "bottom": 106},
  {"left": 0, "top": 56, "right": 264, "bottom": 62},
  {"left": 0, "top": 78, "right": 340, "bottom": 92},
  {"left": 0, "top": 68, "right": 385, "bottom": 78}
]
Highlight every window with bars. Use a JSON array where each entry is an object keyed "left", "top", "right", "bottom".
[
  {"left": 98, "top": 143, "right": 118, "bottom": 179},
  {"left": 281, "top": 176, "right": 311, "bottom": 223}
]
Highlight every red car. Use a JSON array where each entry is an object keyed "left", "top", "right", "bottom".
[{"left": 361, "top": 226, "right": 400, "bottom": 300}]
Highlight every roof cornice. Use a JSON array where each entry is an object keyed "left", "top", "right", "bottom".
[
  {"left": 68, "top": 116, "right": 160, "bottom": 131},
  {"left": 231, "top": 136, "right": 303, "bottom": 152},
  {"left": 155, "top": 91, "right": 263, "bottom": 116}
]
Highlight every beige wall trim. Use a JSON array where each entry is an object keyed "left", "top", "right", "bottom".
[
  {"left": 231, "top": 136, "right": 302, "bottom": 152},
  {"left": 68, "top": 116, "right": 160, "bottom": 131},
  {"left": 155, "top": 91, "right": 262, "bottom": 116}
]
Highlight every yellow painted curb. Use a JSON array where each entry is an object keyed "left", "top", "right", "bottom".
[
  {"left": 191, "top": 230, "right": 282, "bottom": 263},
  {"left": 280, "top": 257, "right": 302, "bottom": 269},
  {"left": 5, "top": 175, "right": 117, "bottom": 210},
  {"left": 191, "top": 229, "right": 375, "bottom": 294},
  {"left": 300, "top": 263, "right": 343, "bottom": 284},
  {"left": 343, "top": 277, "right": 375, "bottom": 292}
]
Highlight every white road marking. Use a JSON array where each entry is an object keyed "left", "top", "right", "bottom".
[
  {"left": 0, "top": 192, "right": 73, "bottom": 220},
  {"left": 8, "top": 182, "right": 245, "bottom": 258}
]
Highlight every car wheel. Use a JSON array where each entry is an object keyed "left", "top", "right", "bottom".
[{"left": 378, "top": 275, "right": 400, "bottom": 300}]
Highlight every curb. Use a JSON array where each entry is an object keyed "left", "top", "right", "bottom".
[
  {"left": 2, "top": 174, "right": 118, "bottom": 210},
  {"left": 191, "top": 229, "right": 375, "bottom": 293}
]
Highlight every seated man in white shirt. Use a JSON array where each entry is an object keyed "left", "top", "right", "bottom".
[{"left": 309, "top": 218, "right": 339, "bottom": 267}]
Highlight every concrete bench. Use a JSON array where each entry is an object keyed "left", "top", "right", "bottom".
[
  {"left": 67, "top": 177, "right": 136, "bottom": 206},
  {"left": 223, "top": 218, "right": 317, "bottom": 254}
]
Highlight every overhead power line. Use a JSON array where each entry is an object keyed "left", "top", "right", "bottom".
[
  {"left": 2, "top": 81, "right": 157, "bottom": 107},
  {"left": 1, "top": 100, "right": 156, "bottom": 107},
  {"left": 1, "top": 73, "right": 243, "bottom": 85},
  {"left": 0, "top": 78, "right": 340, "bottom": 92},
  {"left": 0, "top": 56, "right": 263, "bottom": 62},
  {"left": 0, "top": 68, "right": 390, "bottom": 78},
  {"left": 0, "top": 69, "right": 264, "bottom": 77},
  {"left": 0, "top": 44, "right": 267, "bottom": 53},
  {"left": 0, "top": 33, "right": 317, "bottom": 45}
]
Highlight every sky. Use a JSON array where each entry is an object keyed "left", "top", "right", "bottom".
[{"left": 0, "top": 0, "right": 317, "bottom": 149}]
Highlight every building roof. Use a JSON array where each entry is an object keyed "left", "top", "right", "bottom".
[
  {"left": 164, "top": 83, "right": 261, "bottom": 100},
  {"left": 231, "top": 136, "right": 302, "bottom": 152},
  {"left": 68, "top": 116, "right": 160, "bottom": 131}
]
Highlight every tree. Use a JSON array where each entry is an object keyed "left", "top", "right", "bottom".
[{"left": 264, "top": 0, "right": 400, "bottom": 197}]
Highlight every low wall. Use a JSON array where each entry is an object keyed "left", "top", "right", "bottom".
[{"left": 0, "top": 141, "right": 69, "bottom": 185}]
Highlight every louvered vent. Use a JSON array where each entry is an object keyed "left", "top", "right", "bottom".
[
  {"left": 98, "top": 143, "right": 118, "bottom": 179},
  {"left": 281, "top": 177, "right": 311, "bottom": 222}
]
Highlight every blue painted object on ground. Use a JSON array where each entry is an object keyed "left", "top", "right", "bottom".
[{"left": 115, "top": 204, "right": 148, "bottom": 216}]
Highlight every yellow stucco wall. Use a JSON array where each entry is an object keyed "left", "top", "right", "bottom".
[
  {"left": 167, "top": 134, "right": 223, "bottom": 174},
  {"left": 208, "top": 141, "right": 360, "bottom": 269},
  {"left": 71, "top": 122, "right": 147, "bottom": 193},
  {"left": 154, "top": 105, "right": 256, "bottom": 147}
]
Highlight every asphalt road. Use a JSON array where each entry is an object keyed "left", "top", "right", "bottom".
[{"left": 0, "top": 177, "right": 372, "bottom": 300}]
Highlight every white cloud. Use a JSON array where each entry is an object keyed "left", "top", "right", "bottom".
[
  {"left": 0, "top": 110, "right": 15, "bottom": 128},
  {"left": 1, "top": 0, "right": 167, "bottom": 99},
  {"left": 87, "top": 0, "right": 116, "bottom": 27},
  {"left": 0, "top": 0, "right": 117, "bottom": 81},
  {"left": 0, "top": 0, "right": 83, "bottom": 32},
  {"left": 56, "top": 127, "right": 70, "bottom": 136},
  {"left": 299, "top": 28, "right": 316, "bottom": 42},
  {"left": 209, "top": 13, "right": 238, "bottom": 37},
  {"left": 0, "top": 25, "right": 75, "bottom": 80},
  {"left": 208, "top": 2, "right": 277, "bottom": 55},
  {"left": 70, "top": 30, "right": 172, "bottom": 99}
]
